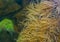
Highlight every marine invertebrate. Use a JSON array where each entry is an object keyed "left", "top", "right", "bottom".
[
  {"left": 0, "top": 18, "right": 14, "bottom": 32},
  {"left": 16, "top": 1, "right": 60, "bottom": 42}
]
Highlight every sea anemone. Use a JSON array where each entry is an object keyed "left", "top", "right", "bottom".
[{"left": 16, "top": 1, "right": 60, "bottom": 42}]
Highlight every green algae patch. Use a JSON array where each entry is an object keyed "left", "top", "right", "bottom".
[{"left": 0, "top": 18, "right": 14, "bottom": 32}]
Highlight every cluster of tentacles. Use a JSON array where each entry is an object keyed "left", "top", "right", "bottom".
[{"left": 16, "top": 1, "right": 60, "bottom": 42}]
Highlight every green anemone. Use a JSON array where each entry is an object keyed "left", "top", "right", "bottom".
[{"left": 0, "top": 18, "right": 14, "bottom": 32}]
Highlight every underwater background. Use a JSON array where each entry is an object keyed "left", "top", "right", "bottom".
[{"left": 0, "top": 0, "right": 60, "bottom": 42}]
